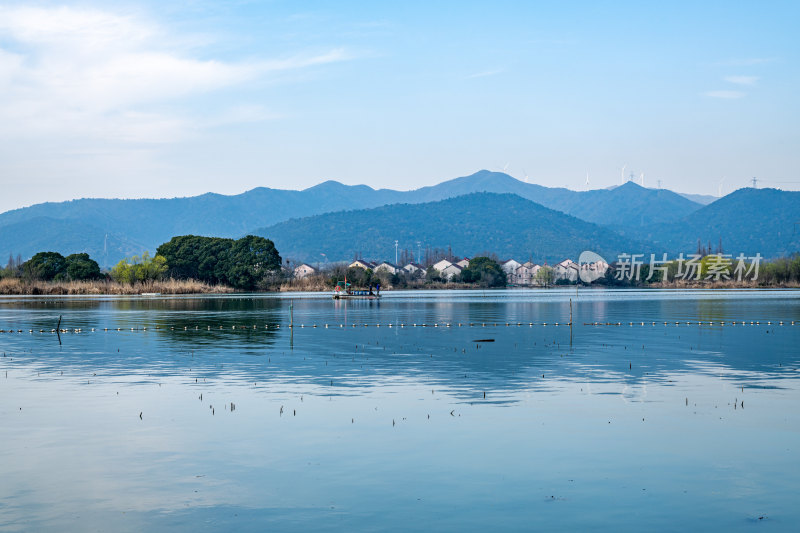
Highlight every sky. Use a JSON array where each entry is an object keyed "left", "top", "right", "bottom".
[{"left": 0, "top": 0, "right": 798, "bottom": 212}]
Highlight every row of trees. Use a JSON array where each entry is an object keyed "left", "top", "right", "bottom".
[
  {"left": 1, "top": 252, "right": 102, "bottom": 281},
  {"left": 3, "top": 234, "right": 282, "bottom": 290}
]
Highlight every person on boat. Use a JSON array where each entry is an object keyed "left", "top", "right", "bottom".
[
  {"left": 368, "top": 285, "right": 374, "bottom": 296},
  {"left": 376, "top": 283, "right": 380, "bottom": 296}
]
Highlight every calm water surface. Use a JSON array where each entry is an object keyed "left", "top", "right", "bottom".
[{"left": 1, "top": 289, "right": 799, "bottom": 531}]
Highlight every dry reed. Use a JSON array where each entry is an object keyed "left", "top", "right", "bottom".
[{"left": 0, "top": 278, "right": 234, "bottom": 295}]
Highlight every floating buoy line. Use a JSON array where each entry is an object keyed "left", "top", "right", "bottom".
[{"left": 0, "top": 320, "right": 795, "bottom": 335}]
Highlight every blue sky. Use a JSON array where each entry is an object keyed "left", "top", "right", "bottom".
[{"left": 0, "top": 0, "right": 797, "bottom": 211}]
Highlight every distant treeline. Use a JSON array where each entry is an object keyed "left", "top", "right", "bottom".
[
  {"left": 1, "top": 234, "right": 283, "bottom": 291},
  {"left": 4, "top": 243, "right": 800, "bottom": 292},
  {"left": 1, "top": 252, "right": 102, "bottom": 282}
]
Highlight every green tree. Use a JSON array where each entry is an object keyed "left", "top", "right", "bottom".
[
  {"left": 460, "top": 257, "right": 507, "bottom": 287},
  {"left": 23, "top": 252, "right": 66, "bottom": 280},
  {"left": 157, "top": 235, "right": 235, "bottom": 283},
  {"left": 534, "top": 265, "right": 554, "bottom": 287},
  {"left": 110, "top": 252, "right": 167, "bottom": 284},
  {"left": 157, "top": 234, "right": 281, "bottom": 289},
  {"left": 64, "top": 253, "right": 101, "bottom": 280},
  {"left": 425, "top": 266, "right": 442, "bottom": 283},
  {"left": 223, "top": 235, "right": 282, "bottom": 290}
]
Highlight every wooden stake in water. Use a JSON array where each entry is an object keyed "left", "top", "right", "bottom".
[{"left": 569, "top": 298, "right": 573, "bottom": 348}]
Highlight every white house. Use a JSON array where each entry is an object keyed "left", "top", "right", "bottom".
[
  {"left": 455, "top": 258, "right": 470, "bottom": 269},
  {"left": 349, "top": 259, "right": 375, "bottom": 270},
  {"left": 514, "top": 262, "right": 541, "bottom": 285},
  {"left": 403, "top": 263, "right": 425, "bottom": 277},
  {"left": 374, "top": 261, "right": 401, "bottom": 275},
  {"left": 554, "top": 259, "right": 579, "bottom": 282},
  {"left": 501, "top": 259, "right": 522, "bottom": 278},
  {"left": 293, "top": 263, "right": 317, "bottom": 279},
  {"left": 440, "top": 263, "right": 463, "bottom": 280},
  {"left": 433, "top": 259, "right": 453, "bottom": 272}
]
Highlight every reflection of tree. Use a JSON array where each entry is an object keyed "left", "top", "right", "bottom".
[{"left": 5, "top": 296, "right": 798, "bottom": 402}]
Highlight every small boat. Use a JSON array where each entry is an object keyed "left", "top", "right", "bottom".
[
  {"left": 332, "top": 280, "right": 380, "bottom": 300},
  {"left": 141, "top": 292, "right": 162, "bottom": 296}
]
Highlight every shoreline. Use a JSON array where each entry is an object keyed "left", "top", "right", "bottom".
[
  {"left": 1, "top": 278, "right": 798, "bottom": 296},
  {"left": 0, "top": 278, "right": 234, "bottom": 296}
]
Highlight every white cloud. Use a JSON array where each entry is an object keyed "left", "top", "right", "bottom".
[
  {"left": 0, "top": 6, "right": 349, "bottom": 143},
  {"left": 703, "top": 90, "right": 745, "bottom": 99},
  {"left": 724, "top": 75, "right": 758, "bottom": 85}
]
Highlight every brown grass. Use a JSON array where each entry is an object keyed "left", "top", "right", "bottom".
[
  {"left": 279, "top": 275, "right": 332, "bottom": 292},
  {"left": 0, "top": 278, "right": 234, "bottom": 295}
]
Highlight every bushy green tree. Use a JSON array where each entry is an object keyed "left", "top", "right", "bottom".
[
  {"left": 157, "top": 235, "right": 234, "bottom": 283},
  {"left": 535, "top": 265, "right": 555, "bottom": 287},
  {"left": 65, "top": 253, "right": 101, "bottom": 280},
  {"left": 110, "top": 252, "right": 167, "bottom": 284},
  {"left": 23, "top": 252, "right": 66, "bottom": 280},
  {"left": 460, "top": 257, "right": 507, "bottom": 287},
  {"left": 425, "top": 266, "right": 442, "bottom": 283},
  {"left": 224, "top": 235, "right": 282, "bottom": 290},
  {"left": 156, "top": 234, "right": 282, "bottom": 290}
]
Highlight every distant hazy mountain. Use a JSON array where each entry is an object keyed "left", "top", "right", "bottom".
[
  {"left": 254, "top": 192, "right": 645, "bottom": 264},
  {"left": 0, "top": 170, "right": 705, "bottom": 264},
  {"left": 678, "top": 192, "right": 718, "bottom": 205},
  {"left": 403, "top": 171, "right": 703, "bottom": 227},
  {"left": 0, "top": 187, "right": 403, "bottom": 266},
  {"left": 0, "top": 217, "right": 149, "bottom": 266},
  {"left": 626, "top": 188, "right": 800, "bottom": 258}
]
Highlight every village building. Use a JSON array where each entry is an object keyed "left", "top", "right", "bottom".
[
  {"left": 349, "top": 259, "right": 375, "bottom": 270},
  {"left": 514, "top": 261, "right": 541, "bottom": 285},
  {"left": 455, "top": 258, "right": 470, "bottom": 269},
  {"left": 374, "top": 261, "right": 401, "bottom": 275},
  {"left": 403, "top": 263, "right": 425, "bottom": 276},
  {"left": 501, "top": 259, "right": 522, "bottom": 279},
  {"left": 293, "top": 263, "right": 317, "bottom": 279},
  {"left": 554, "top": 259, "right": 580, "bottom": 282},
  {"left": 440, "top": 263, "right": 463, "bottom": 280},
  {"left": 433, "top": 259, "right": 453, "bottom": 272}
]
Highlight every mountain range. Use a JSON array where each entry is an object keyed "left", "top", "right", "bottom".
[
  {"left": 254, "top": 193, "right": 647, "bottom": 264},
  {"left": 0, "top": 170, "right": 796, "bottom": 266}
]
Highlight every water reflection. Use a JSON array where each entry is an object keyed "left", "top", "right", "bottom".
[
  {"left": 1, "top": 290, "right": 798, "bottom": 398},
  {"left": 1, "top": 290, "right": 799, "bottom": 531}
]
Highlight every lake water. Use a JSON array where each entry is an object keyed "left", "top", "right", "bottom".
[{"left": 1, "top": 289, "right": 799, "bottom": 531}]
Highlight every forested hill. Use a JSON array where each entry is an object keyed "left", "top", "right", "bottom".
[
  {"left": 402, "top": 172, "right": 703, "bottom": 227},
  {"left": 254, "top": 192, "right": 645, "bottom": 264},
  {"left": 624, "top": 187, "right": 800, "bottom": 258},
  {"left": 0, "top": 170, "right": 703, "bottom": 265}
]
